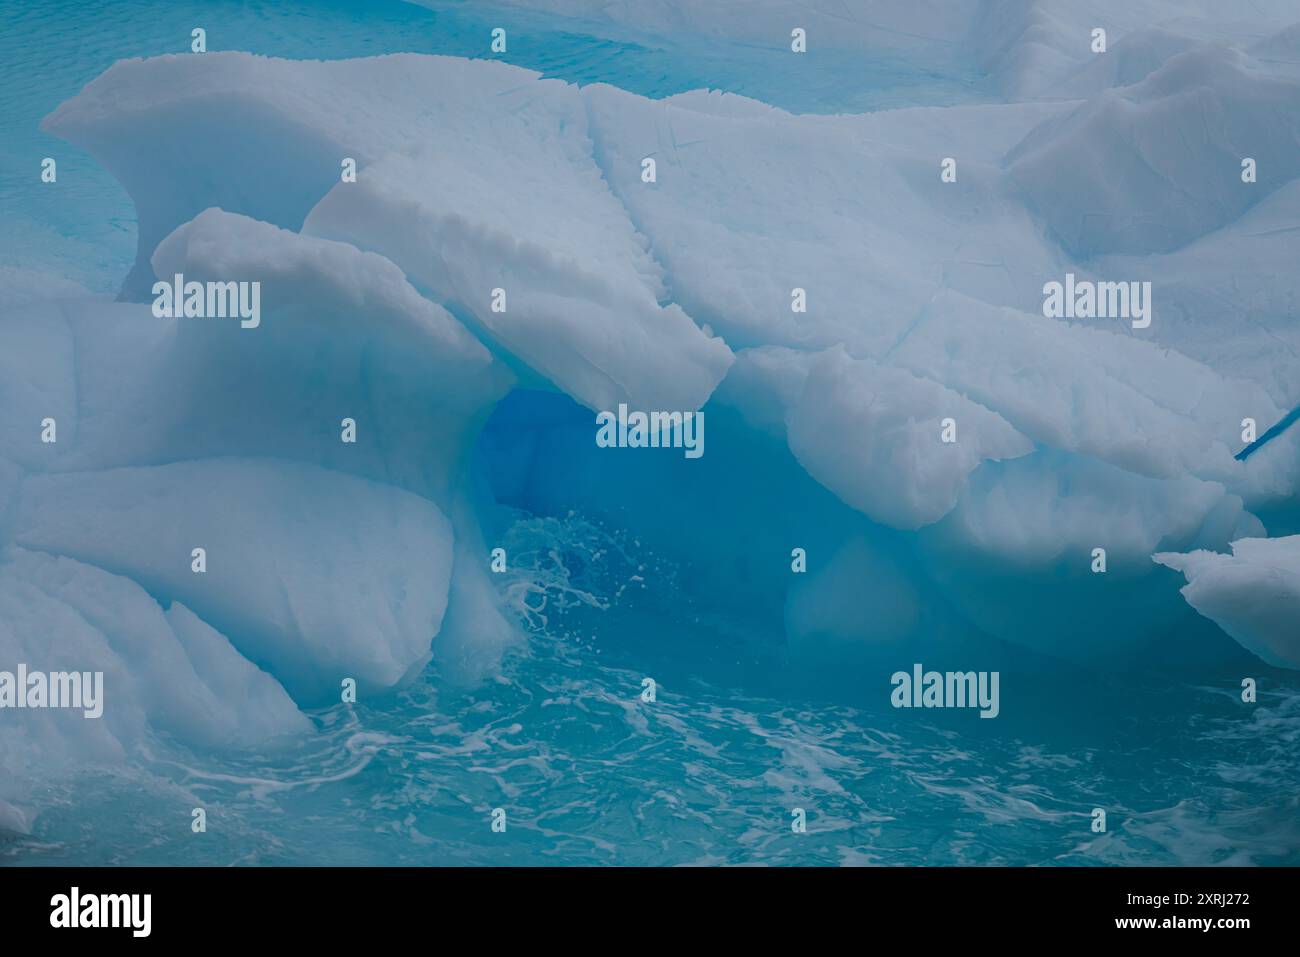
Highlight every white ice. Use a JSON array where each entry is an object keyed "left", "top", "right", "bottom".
[{"left": 1155, "top": 537, "right": 1300, "bottom": 670}]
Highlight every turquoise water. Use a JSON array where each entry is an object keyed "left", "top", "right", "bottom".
[
  {"left": 5, "top": 509, "right": 1294, "bottom": 868},
  {"left": 5, "top": 509, "right": 1299, "bottom": 865},
  {"left": 2, "top": 0, "right": 1298, "bottom": 867}
]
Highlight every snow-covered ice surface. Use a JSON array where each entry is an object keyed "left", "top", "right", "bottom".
[
  {"left": 1, "top": 0, "right": 1299, "bottom": 864},
  {"left": 1156, "top": 537, "right": 1300, "bottom": 672}
]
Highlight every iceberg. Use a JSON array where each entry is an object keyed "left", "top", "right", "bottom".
[
  {"left": 13, "top": 458, "right": 456, "bottom": 703},
  {"left": 0, "top": 545, "right": 309, "bottom": 821},
  {"left": 732, "top": 345, "right": 1034, "bottom": 529},
  {"left": 6, "top": 0, "right": 1300, "bottom": 849},
  {"left": 1155, "top": 537, "right": 1300, "bottom": 670},
  {"left": 30, "top": 39, "right": 1300, "bottom": 671}
]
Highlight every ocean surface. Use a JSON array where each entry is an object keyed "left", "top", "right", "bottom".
[
  {"left": 5, "top": 504, "right": 1298, "bottom": 866},
  {"left": 2, "top": 0, "right": 1298, "bottom": 866}
]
